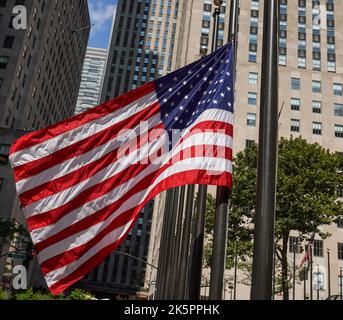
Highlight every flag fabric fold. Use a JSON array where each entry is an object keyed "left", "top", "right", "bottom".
[{"left": 9, "top": 42, "right": 235, "bottom": 295}]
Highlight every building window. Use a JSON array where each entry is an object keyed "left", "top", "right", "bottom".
[
  {"left": 3, "top": 35, "right": 15, "bottom": 49},
  {"left": 312, "top": 80, "right": 321, "bottom": 93},
  {"left": 298, "top": 57, "right": 306, "bottom": 68},
  {"left": 313, "top": 122, "right": 322, "bottom": 135},
  {"left": 249, "top": 72, "right": 258, "bottom": 85},
  {"left": 291, "top": 77, "right": 300, "bottom": 90},
  {"left": 279, "top": 55, "right": 286, "bottom": 66},
  {"left": 313, "top": 240, "right": 323, "bottom": 257},
  {"left": 334, "top": 83, "right": 342, "bottom": 96},
  {"left": 338, "top": 243, "right": 343, "bottom": 260},
  {"left": 312, "top": 101, "right": 322, "bottom": 114},
  {"left": 246, "top": 140, "right": 255, "bottom": 149},
  {"left": 0, "top": 178, "right": 3, "bottom": 192},
  {"left": 247, "top": 113, "right": 256, "bottom": 126},
  {"left": 334, "top": 104, "right": 343, "bottom": 117},
  {"left": 328, "top": 62, "right": 336, "bottom": 72},
  {"left": 335, "top": 125, "right": 343, "bottom": 138},
  {"left": 0, "top": 55, "right": 9, "bottom": 69},
  {"left": 291, "top": 98, "right": 300, "bottom": 111},
  {"left": 248, "top": 92, "right": 257, "bottom": 105},
  {"left": 337, "top": 218, "right": 343, "bottom": 228},
  {"left": 291, "top": 119, "right": 300, "bottom": 132},
  {"left": 289, "top": 236, "right": 299, "bottom": 253},
  {"left": 249, "top": 52, "right": 257, "bottom": 62}
]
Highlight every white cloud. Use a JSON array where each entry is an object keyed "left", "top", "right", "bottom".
[{"left": 89, "top": 0, "right": 116, "bottom": 32}]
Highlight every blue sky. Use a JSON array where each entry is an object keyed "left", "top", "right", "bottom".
[{"left": 87, "top": 0, "right": 117, "bottom": 49}]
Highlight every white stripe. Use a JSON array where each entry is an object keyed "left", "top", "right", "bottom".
[
  {"left": 37, "top": 156, "right": 232, "bottom": 263},
  {"left": 17, "top": 109, "right": 233, "bottom": 195},
  {"left": 24, "top": 131, "right": 166, "bottom": 218},
  {"left": 10, "top": 91, "right": 158, "bottom": 168},
  {"left": 30, "top": 131, "right": 233, "bottom": 244},
  {"left": 16, "top": 114, "right": 161, "bottom": 195},
  {"left": 44, "top": 219, "right": 135, "bottom": 287}
]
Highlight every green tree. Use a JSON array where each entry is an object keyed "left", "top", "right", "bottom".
[
  {"left": 67, "top": 289, "right": 96, "bottom": 300},
  {"left": 0, "top": 287, "right": 11, "bottom": 300},
  {"left": 15, "top": 288, "right": 55, "bottom": 300},
  {"left": 205, "top": 137, "right": 343, "bottom": 300}
]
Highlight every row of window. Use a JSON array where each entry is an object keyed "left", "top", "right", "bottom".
[
  {"left": 289, "top": 236, "right": 343, "bottom": 261},
  {"left": 249, "top": 72, "right": 343, "bottom": 97},
  {"left": 245, "top": 113, "right": 343, "bottom": 138}
]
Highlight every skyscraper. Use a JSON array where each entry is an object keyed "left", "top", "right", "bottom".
[
  {"left": 75, "top": 47, "right": 107, "bottom": 115},
  {"left": 0, "top": 0, "right": 90, "bottom": 286}
]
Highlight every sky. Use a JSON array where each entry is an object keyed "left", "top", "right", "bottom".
[{"left": 87, "top": 0, "right": 117, "bottom": 49}]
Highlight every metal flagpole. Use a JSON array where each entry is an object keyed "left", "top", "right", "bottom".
[
  {"left": 209, "top": 0, "right": 238, "bottom": 301},
  {"left": 171, "top": 186, "right": 186, "bottom": 299},
  {"left": 327, "top": 249, "right": 331, "bottom": 297},
  {"left": 188, "top": 0, "right": 224, "bottom": 300},
  {"left": 165, "top": 188, "right": 180, "bottom": 299},
  {"left": 155, "top": 189, "right": 173, "bottom": 299},
  {"left": 316, "top": 266, "right": 320, "bottom": 300},
  {"left": 293, "top": 238, "right": 297, "bottom": 300},
  {"left": 233, "top": 239, "right": 238, "bottom": 300},
  {"left": 177, "top": 185, "right": 195, "bottom": 299},
  {"left": 251, "top": 0, "right": 279, "bottom": 300},
  {"left": 340, "top": 268, "right": 343, "bottom": 300},
  {"left": 189, "top": 187, "right": 206, "bottom": 300},
  {"left": 304, "top": 266, "right": 307, "bottom": 300},
  {"left": 310, "top": 246, "right": 313, "bottom": 300}
]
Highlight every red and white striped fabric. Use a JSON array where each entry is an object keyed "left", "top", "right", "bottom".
[{"left": 9, "top": 43, "right": 235, "bottom": 294}]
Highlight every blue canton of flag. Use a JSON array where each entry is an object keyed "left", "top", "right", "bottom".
[{"left": 155, "top": 42, "right": 235, "bottom": 149}]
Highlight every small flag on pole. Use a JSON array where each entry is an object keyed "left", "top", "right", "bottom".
[
  {"left": 300, "top": 232, "right": 316, "bottom": 268},
  {"left": 9, "top": 42, "right": 235, "bottom": 295}
]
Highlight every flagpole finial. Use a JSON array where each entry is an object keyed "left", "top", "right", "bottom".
[{"left": 214, "top": 0, "right": 223, "bottom": 7}]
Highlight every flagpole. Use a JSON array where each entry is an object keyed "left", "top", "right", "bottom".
[
  {"left": 327, "top": 249, "right": 331, "bottom": 297},
  {"left": 155, "top": 189, "right": 173, "bottom": 299},
  {"left": 189, "top": 0, "right": 224, "bottom": 300},
  {"left": 177, "top": 184, "right": 195, "bottom": 299},
  {"left": 304, "top": 266, "right": 307, "bottom": 300},
  {"left": 292, "top": 238, "right": 297, "bottom": 300},
  {"left": 251, "top": 0, "right": 279, "bottom": 300},
  {"left": 171, "top": 186, "right": 186, "bottom": 299},
  {"left": 165, "top": 188, "right": 180, "bottom": 298},
  {"left": 310, "top": 246, "right": 313, "bottom": 300},
  {"left": 209, "top": 0, "right": 238, "bottom": 301}
]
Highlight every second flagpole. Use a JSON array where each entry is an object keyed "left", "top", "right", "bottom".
[{"left": 209, "top": 0, "right": 238, "bottom": 300}]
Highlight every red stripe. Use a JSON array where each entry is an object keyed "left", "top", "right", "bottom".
[
  {"left": 18, "top": 120, "right": 232, "bottom": 202},
  {"left": 10, "top": 82, "right": 156, "bottom": 154},
  {"left": 177, "top": 121, "right": 233, "bottom": 147},
  {"left": 45, "top": 169, "right": 232, "bottom": 295},
  {"left": 19, "top": 123, "right": 165, "bottom": 207},
  {"left": 27, "top": 145, "right": 232, "bottom": 232},
  {"left": 34, "top": 145, "right": 232, "bottom": 253},
  {"left": 13, "top": 102, "right": 160, "bottom": 182}
]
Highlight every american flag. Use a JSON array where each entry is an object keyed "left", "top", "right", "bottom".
[
  {"left": 300, "top": 232, "right": 316, "bottom": 268},
  {"left": 9, "top": 42, "right": 234, "bottom": 295}
]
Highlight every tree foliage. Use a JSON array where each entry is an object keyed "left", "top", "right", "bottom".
[{"left": 205, "top": 137, "right": 343, "bottom": 299}]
